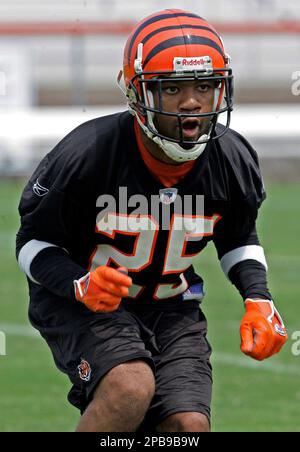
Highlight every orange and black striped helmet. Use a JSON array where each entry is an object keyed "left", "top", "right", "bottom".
[{"left": 121, "top": 9, "right": 234, "bottom": 162}]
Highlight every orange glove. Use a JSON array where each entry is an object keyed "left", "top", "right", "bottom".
[
  {"left": 74, "top": 266, "right": 132, "bottom": 313},
  {"left": 240, "top": 298, "right": 288, "bottom": 361}
]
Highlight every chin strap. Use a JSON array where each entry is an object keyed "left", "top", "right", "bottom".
[
  {"left": 133, "top": 109, "right": 209, "bottom": 162},
  {"left": 153, "top": 133, "right": 209, "bottom": 162}
]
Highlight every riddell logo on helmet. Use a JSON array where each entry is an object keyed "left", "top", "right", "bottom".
[
  {"left": 174, "top": 57, "right": 212, "bottom": 73},
  {"left": 182, "top": 58, "right": 206, "bottom": 66}
]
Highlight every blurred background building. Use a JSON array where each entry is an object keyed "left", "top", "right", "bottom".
[{"left": 0, "top": 0, "right": 300, "bottom": 178}]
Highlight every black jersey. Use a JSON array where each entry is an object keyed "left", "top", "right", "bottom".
[{"left": 16, "top": 111, "right": 265, "bottom": 308}]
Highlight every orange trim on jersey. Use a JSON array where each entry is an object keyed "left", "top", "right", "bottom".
[
  {"left": 134, "top": 119, "right": 196, "bottom": 188},
  {"left": 162, "top": 213, "right": 222, "bottom": 275},
  {"left": 93, "top": 212, "right": 159, "bottom": 273},
  {"left": 180, "top": 213, "right": 222, "bottom": 257}
]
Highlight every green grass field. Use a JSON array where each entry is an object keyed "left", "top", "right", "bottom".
[{"left": 0, "top": 179, "right": 299, "bottom": 432}]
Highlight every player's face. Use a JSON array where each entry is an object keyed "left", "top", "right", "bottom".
[{"left": 150, "top": 79, "right": 216, "bottom": 144}]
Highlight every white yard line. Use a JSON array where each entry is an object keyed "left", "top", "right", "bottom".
[
  {"left": 212, "top": 352, "right": 300, "bottom": 377},
  {"left": 0, "top": 323, "right": 39, "bottom": 338}
]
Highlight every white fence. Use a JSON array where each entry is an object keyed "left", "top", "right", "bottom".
[
  {"left": 0, "top": 105, "right": 299, "bottom": 176},
  {"left": 0, "top": 0, "right": 300, "bottom": 22},
  {"left": 0, "top": 33, "right": 299, "bottom": 109}
]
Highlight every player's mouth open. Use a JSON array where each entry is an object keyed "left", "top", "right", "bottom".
[{"left": 180, "top": 119, "right": 200, "bottom": 139}]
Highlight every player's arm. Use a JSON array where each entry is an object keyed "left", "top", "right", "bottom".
[
  {"left": 16, "top": 238, "right": 132, "bottom": 313},
  {"left": 213, "top": 128, "right": 288, "bottom": 359},
  {"left": 16, "top": 127, "right": 131, "bottom": 313},
  {"left": 214, "top": 226, "right": 288, "bottom": 360}
]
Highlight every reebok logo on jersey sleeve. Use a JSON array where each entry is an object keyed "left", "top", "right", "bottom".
[{"left": 32, "top": 178, "right": 49, "bottom": 197}]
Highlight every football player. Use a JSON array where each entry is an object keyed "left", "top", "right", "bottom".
[{"left": 16, "top": 9, "right": 287, "bottom": 432}]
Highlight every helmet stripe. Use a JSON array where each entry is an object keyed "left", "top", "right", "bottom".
[
  {"left": 141, "top": 25, "right": 222, "bottom": 48},
  {"left": 143, "top": 36, "right": 225, "bottom": 68},
  {"left": 127, "top": 12, "right": 204, "bottom": 64}
]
